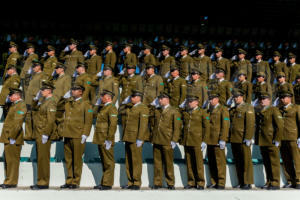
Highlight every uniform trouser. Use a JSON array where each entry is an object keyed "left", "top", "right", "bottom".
[
  {"left": 36, "top": 137, "right": 51, "bottom": 186},
  {"left": 207, "top": 145, "right": 226, "bottom": 187},
  {"left": 125, "top": 142, "right": 143, "bottom": 186},
  {"left": 3, "top": 143, "right": 21, "bottom": 185},
  {"left": 260, "top": 146, "right": 281, "bottom": 187},
  {"left": 24, "top": 105, "right": 33, "bottom": 140},
  {"left": 280, "top": 141, "right": 300, "bottom": 185},
  {"left": 184, "top": 146, "right": 205, "bottom": 187},
  {"left": 153, "top": 144, "right": 175, "bottom": 186},
  {"left": 98, "top": 144, "right": 115, "bottom": 187},
  {"left": 64, "top": 138, "right": 85, "bottom": 186},
  {"left": 90, "top": 86, "right": 97, "bottom": 105},
  {"left": 231, "top": 143, "right": 254, "bottom": 185}
]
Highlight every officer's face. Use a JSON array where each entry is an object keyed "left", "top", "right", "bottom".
[
  {"left": 238, "top": 74, "right": 246, "bottom": 81},
  {"left": 55, "top": 68, "right": 63, "bottom": 74},
  {"left": 103, "top": 69, "right": 112, "bottom": 76},
  {"left": 127, "top": 68, "right": 135, "bottom": 75},
  {"left": 101, "top": 94, "right": 112, "bottom": 104},
  {"left": 234, "top": 96, "right": 243, "bottom": 104},
  {"left": 123, "top": 47, "right": 130, "bottom": 53},
  {"left": 215, "top": 72, "right": 224, "bottom": 79},
  {"left": 9, "top": 93, "right": 20, "bottom": 102},
  {"left": 158, "top": 97, "right": 169, "bottom": 106},
  {"left": 280, "top": 97, "right": 291, "bottom": 105},
  {"left": 162, "top": 50, "right": 169, "bottom": 57},
  {"left": 188, "top": 100, "right": 198, "bottom": 109},
  {"left": 76, "top": 67, "right": 85, "bottom": 74},
  {"left": 180, "top": 50, "right": 187, "bottom": 56},
  {"left": 69, "top": 44, "right": 76, "bottom": 51},
  {"left": 238, "top": 54, "right": 245, "bottom": 59},
  {"left": 289, "top": 58, "right": 296, "bottom": 63},
  {"left": 71, "top": 89, "right": 82, "bottom": 98},
  {"left": 191, "top": 73, "right": 199, "bottom": 80},
  {"left": 209, "top": 97, "right": 219, "bottom": 106},
  {"left": 9, "top": 47, "right": 16, "bottom": 53},
  {"left": 144, "top": 49, "right": 150, "bottom": 55},
  {"left": 105, "top": 45, "right": 112, "bottom": 51},
  {"left": 27, "top": 47, "right": 34, "bottom": 54},
  {"left": 198, "top": 49, "right": 205, "bottom": 54},
  {"left": 7, "top": 69, "right": 15, "bottom": 75},
  {"left": 47, "top": 50, "right": 55, "bottom": 57},
  {"left": 33, "top": 66, "right": 41, "bottom": 73},
  {"left": 215, "top": 52, "right": 222, "bottom": 58},
  {"left": 257, "top": 76, "right": 264, "bottom": 82},
  {"left": 171, "top": 70, "right": 179, "bottom": 77},
  {"left": 273, "top": 56, "right": 280, "bottom": 62},
  {"left": 146, "top": 68, "right": 154, "bottom": 75},
  {"left": 260, "top": 98, "right": 271, "bottom": 107},
  {"left": 41, "top": 89, "right": 51, "bottom": 97},
  {"left": 277, "top": 76, "right": 285, "bottom": 83},
  {"left": 256, "top": 55, "right": 262, "bottom": 60},
  {"left": 131, "top": 96, "right": 141, "bottom": 104},
  {"left": 89, "top": 49, "right": 96, "bottom": 55}
]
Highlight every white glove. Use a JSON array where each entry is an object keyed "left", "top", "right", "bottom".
[
  {"left": 42, "top": 135, "right": 49, "bottom": 144},
  {"left": 297, "top": 138, "right": 300, "bottom": 149},
  {"left": 96, "top": 71, "right": 103, "bottom": 77},
  {"left": 95, "top": 98, "right": 102, "bottom": 106},
  {"left": 273, "top": 140, "right": 280, "bottom": 147},
  {"left": 23, "top": 50, "right": 28, "bottom": 57},
  {"left": 104, "top": 140, "right": 112, "bottom": 150},
  {"left": 171, "top": 141, "right": 176, "bottom": 149},
  {"left": 64, "top": 45, "right": 70, "bottom": 52},
  {"left": 42, "top": 52, "right": 48, "bottom": 58},
  {"left": 243, "top": 139, "right": 251, "bottom": 147},
  {"left": 201, "top": 142, "right": 207, "bottom": 151},
  {"left": 63, "top": 90, "right": 71, "bottom": 99},
  {"left": 81, "top": 135, "right": 87, "bottom": 144},
  {"left": 219, "top": 140, "right": 226, "bottom": 149},
  {"left": 9, "top": 139, "right": 16, "bottom": 145},
  {"left": 33, "top": 90, "right": 42, "bottom": 101},
  {"left": 136, "top": 139, "right": 143, "bottom": 148},
  {"left": 84, "top": 50, "right": 90, "bottom": 58}
]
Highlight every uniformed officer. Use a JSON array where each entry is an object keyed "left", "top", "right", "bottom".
[
  {"left": 231, "top": 49, "right": 252, "bottom": 82},
  {"left": 254, "top": 50, "right": 271, "bottom": 84},
  {"left": 59, "top": 39, "right": 84, "bottom": 76},
  {"left": 60, "top": 84, "right": 93, "bottom": 189},
  {"left": 274, "top": 72, "right": 295, "bottom": 104},
  {"left": 20, "top": 43, "right": 38, "bottom": 94},
  {"left": 97, "top": 66, "right": 119, "bottom": 104},
  {"left": 270, "top": 51, "right": 289, "bottom": 84},
  {"left": 159, "top": 45, "right": 176, "bottom": 78},
  {"left": 193, "top": 43, "right": 213, "bottom": 82},
  {"left": 0, "top": 89, "right": 26, "bottom": 189},
  {"left": 24, "top": 62, "right": 49, "bottom": 140},
  {"left": 164, "top": 67, "right": 187, "bottom": 108},
  {"left": 52, "top": 64, "right": 72, "bottom": 139},
  {"left": 40, "top": 45, "right": 58, "bottom": 77},
  {"left": 0, "top": 65, "right": 21, "bottom": 106},
  {"left": 229, "top": 89, "right": 255, "bottom": 190},
  {"left": 120, "top": 43, "right": 137, "bottom": 74},
  {"left": 254, "top": 92, "right": 283, "bottom": 190},
  {"left": 2, "top": 41, "right": 20, "bottom": 81},
  {"left": 104, "top": 41, "right": 117, "bottom": 74},
  {"left": 179, "top": 46, "right": 194, "bottom": 79},
  {"left": 119, "top": 65, "right": 143, "bottom": 104},
  {"left": 278, "top": 91, "right": 300, "bottom": 189},
  {"left": 206, "top": 91, "right": 230, "bottom": 189},
  {"left": 287, "top": 53, "right": 300, "bottom": 84},
  {"left": 210, "top": 68, "right": 232, "bottom": 106},
  {"left": 30, "top": 82, "right": 57, "bottom": 190},
  {"left": 140, "top": 44, "right": 156, "bottom": 74},
  {"left": 121, "top": 90, "right": 149, "bottom": 190},
  {"left": 294, "top": 74, "right": 300, "bottom": 104},
  {"left": 187, "top": 69, "right": 208, "bottom": 106},
  {"left": 85, "top": 45, "right": 102, "bottom": 76},
  {"left": 152, "top": 92, "right": 181, "bottom": 190},
  {"left": 253, "top": 72, "right": 272, "bottom": 100},
  {"left": 212, "top": 47, "right": 231, "bottom": 81},
  {"left": 93, "top": 90, "right": 118, "bottom": 190},
  {"left": 74, "top": 64, "right": 92, "bottom": 102},
  {"left": 234, "top": 70, "right": 252, "bottom": 104},
  {"left": 181, "top": 95, "right": 210, "bottom": 190}
]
